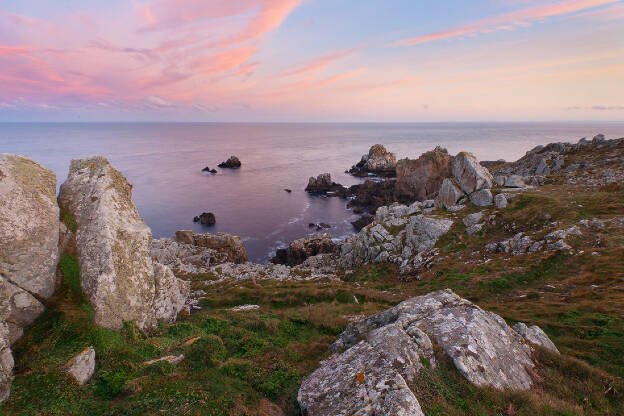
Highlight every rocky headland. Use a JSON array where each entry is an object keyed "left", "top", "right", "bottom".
[{"left": 1, "top": 134, "right": 624, "bottom": 415}]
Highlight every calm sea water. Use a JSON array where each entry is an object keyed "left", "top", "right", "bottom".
[{"left": 1, "top": 122, "right": 623, "bottom": 262}]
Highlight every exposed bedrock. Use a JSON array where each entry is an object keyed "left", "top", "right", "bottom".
[
  {"left": 298, "top": 289, "right": 557, "bottom": 415},
  {"left": 349, "top": 144, "right": 397, "bottom": 177},
  {"left": 271, "top": 234, "right": 338, "bottom": 267},
  {"left": 395, "top": 146, "right": 453, "bottom": 201}
]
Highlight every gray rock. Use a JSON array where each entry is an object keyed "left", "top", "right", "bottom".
[
  {"left": 452, "top": 152, "right": 493, "bottom": 194},
  {"left": 446, "top": 204, "right": 465, "bottom": 212},
  {"left": 152, "top": 263, "right": 190, "bottom": 324},
  {"left": 469, "top": 188, "right": 493, "bottom": 207},
  {"left": 423, "top": 199, "right": 435, "bottom": 208},
  {"left": 0, "top": 155, "right": 60, "bottom": 350},
  {"left": 505, "top": 175, "right": 526, "bottom": 188},
  {"left": 0, "top": 154, "right": 60, "bottom": 300},
  {"left": 494, "top": 175, "right": 507, "bottom": 186},
  {"left": 300, "top": 290, "right": 543, "bottom": 412},
  {"left": 298, "top": 319, "right": 431, "bottom": 416},
  {"left": 463, "top": 212, "right": 484, "bottom": 227},
  {"left": 466, "top": 223, "right": 484, "bottom": 235},
  {"left": 0, "top": 305, "right": 14, "bottom": 402},
  {"left": 329, "top": 290, "right": 537, "bottom": 391},
  {"left": 362, "top": 144, "right": 397, "bottom": 173},
  {"left": 513, "top": 323, "right": 559, "bottom": 354},
  {"left": 494, "top": 193, "right": 508, "bottom": 209},
  {"left": 0, "top": 276, "right": 45, "bottom": 344},
  {"left": 435, "top": 178, "right": 465, "bottom": 209},
  {"left": 58, "top": 157, "right": 188, "bottom": 330},
  {"left": 66, "top": 347, "right": 96, "bottom": 385},
  {"left": 338, "top": 211, "right": 452, "bottom": 275}
]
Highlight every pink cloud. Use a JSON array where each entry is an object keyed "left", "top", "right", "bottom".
[
  {"left": 0, "top": 46, "right": 31, "bottom": 56},
  {"left": 394, "top": 0, "right": 621, "bottom": 46},
  {"left": 276, "top": 48, "right": 355, "bottom": 78},
  {"left": 192, "top": 46, "right": 258, "bottom": 73}
]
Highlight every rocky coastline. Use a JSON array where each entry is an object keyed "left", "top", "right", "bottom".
[{"left": 2, "top": 133, "right": 624, "bottom": 415}]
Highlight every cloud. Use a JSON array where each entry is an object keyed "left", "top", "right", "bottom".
[
  {"left": 276, "top": 48, "right": 355, "bottom": 78},
  {"left": 394, "top": 0, "right": 621, "bottom": 46},
  {"left": 287, "top": 69, "right": 367, "bottom": 91},
  {"left": 192, "top": 46, "right": 258, "bottom": 74},
  {"left": 565, "top": 105, "right": 624, "bottom": 110},
  {"left": 144, "top": 95, "right": 176, "bottom": 109}
]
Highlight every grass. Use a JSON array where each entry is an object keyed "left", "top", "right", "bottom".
[{"left": 3, "top": 180, "right": 624, "bottom": 415}]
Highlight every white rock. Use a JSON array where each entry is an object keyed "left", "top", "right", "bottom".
[
  {"left": 435, "top": 178, "right": 465, "bottom": 209},
  {"left": 494, "top": 193, "right": 508, "bottom": 209},
  {"left": 66, "top": 347, "right": 96, "bottom": 385},
  {"left": 299, "top": 290, "right": 542, "bottom": 414},
  {"left": 230, "top": 304, "right": 260, "bottom": 311},
  {"left": 0, "top": 154, "right": 60, "bottom": 300},
  {"left": 494, "top": 175, "right": 507, "bottom": 186},
  {"left": 513, "top": 323, "right": 559, "bottom": 354},
  {"left": 469, "top": 189, "right": 493, "bottom": 207},
  {"left": 505, "top": 175, "right": 526, "bottom": 188},
  {"left": 463, "top": 212, "right": 484, "bottom": 227},
  {"left": 58, "top": 157, "right": 188, "bottom": 330},
  {"left": 452, "top": 152, "right": 493, "bottom": 194}
]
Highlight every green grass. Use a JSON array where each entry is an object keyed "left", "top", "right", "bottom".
[{"left": 4, "top": 181, "right": 624, "bottom": 415}]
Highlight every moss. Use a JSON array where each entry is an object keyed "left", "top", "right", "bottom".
[{"left": 60, "top": 208, "right": 78, "bottom": 233}]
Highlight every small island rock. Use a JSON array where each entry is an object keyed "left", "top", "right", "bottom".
[{"left": 218, "top": 156, "right": 241, "bottom": 169}]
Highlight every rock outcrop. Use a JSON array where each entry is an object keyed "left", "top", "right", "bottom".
[
  {"left": 305, "top": 173, "right": 346, "bottom": 194},
  {"left": 58, "top": 157, "right": 188, "bottom": 330},
  {"left": 486, "top": 225, "right": 582, "bottom": 256},
  {"left": 299, "top": 290, "right": 556, "bottom": 414},
  {"left": 435, "top": 152, "right": 493, "bottom": 209},
  {"left": 395, "top": 146, "right": 453, "bottom": 201},
  {"left": 174, "top": 231, "right": 247, "bottom": 263},
  {"left": 271, "top": 234, "right": 337, "bottom": 266},
  {"left": 66, "top": 347, "right": 96, "bottom": 385},
  {"left": 339, "top": 203, "right": 452, "bottom": 275},
  {"left": 0, "top": 155, "right": 60, "bottom": 347},
  {"left": 349, "top": 144, "right": 396, "bottom": 177},
  {"left": 217, "top": 156, "right": 241, "bottom": 169}
]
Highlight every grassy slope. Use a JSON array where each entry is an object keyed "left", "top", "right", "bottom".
[{"left": 2, "top": 184, "right": 624, "bottom": 415}]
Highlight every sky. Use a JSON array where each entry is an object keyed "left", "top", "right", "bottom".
[{"left": 0, "top": 0, "right": 623, "bottom": 122}]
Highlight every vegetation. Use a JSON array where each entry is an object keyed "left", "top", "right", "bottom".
[{"left": 2, "top": 183, "right": 624, "bottom": 415}]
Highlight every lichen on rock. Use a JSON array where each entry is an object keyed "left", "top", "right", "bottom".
[{"left": 58, "top": 156, "right": 188, "bottom": 331}]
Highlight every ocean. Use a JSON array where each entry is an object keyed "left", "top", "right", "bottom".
[{"left": 1, "top": 121, "right": 623, "bottom": 262}]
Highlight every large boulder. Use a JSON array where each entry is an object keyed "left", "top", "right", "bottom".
[
  {"left": 434, "top": 178, "right": 464, "bottom": 209},
  {"left": 271, "top": 234, "right": 337, "bottom": 266},
  {"left": 0, "top": 154, "right": 60, "bottom": 344},
  {"left": 58, "top": 157, "right": 188, "bottom": 330},
  {"left": 0, "top": 155, "right": 59, "bottom": 298},
  {"left": 452, "top": 152, "right": 493, "bottom": 194},
  {"left": 396, "top": 146, "right": 453, "bottom": 201},
  {"left": 299, "top": 290, "right": 553, "bottom": 414},
  {"left": 174, "top": 231, "right": 247, "bottom": 264},
  {"left": 350, "top": 144, "right": 397, "bottom": 176}
]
